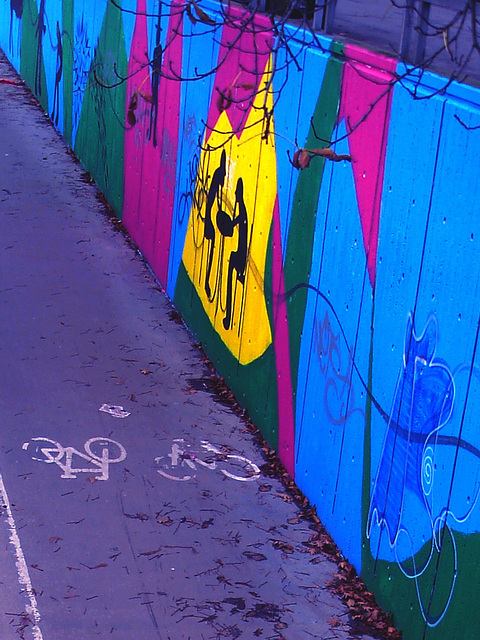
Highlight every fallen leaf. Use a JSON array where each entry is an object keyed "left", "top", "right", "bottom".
[
  {"left": 217, "top": 86, "right": 232, "bottom": 113},
  {"left": 125, "top": 512, "right": 149, "bottom": 521},
  {"left": 127, "top": 108, "right": 136, "bottom": 127},
  {"left": 292, "top": 147, "right": 351, "bottom": 170},
  {"left": 201, "top": 518, "right": 214, "bottom": 529},
  {"left": 223, "top": 597, "right": 246, "bottom": 610},
  {"left": 192, "top": 1, "right": 216, "bottom": 25},
  {"left": 138, "top": 90, "right": 154, "bottom": 104},
  {"left": 81, "top": 562, "right": 108, "bottom": 570},
  {"left": 127, "top": 91, "right": 138, "bottom": 126},
  {"left": 272, "top": 540, "right": 294, "bottom": 554},
  {"left": 243, "top": 551, "right": 267, "bottom": 562},
  {"left": 311, "top": 147, "right": 336, "bottom": 159},
  {"left": 245, "top": 602, "right": 281, "bottom": 622},
  {"left": 128, "top": 91, "right": 138, "bottom": 112},
  {"left": 292, "top": 149, "right": 311, "bottom": 169},
  {"left": 443, "top": 28, "right": 451, "bottom": 55},
  {"left": 369, "top": 609, "right": 381, "bottom": 622},
  {"left": 310, "top": 147, "right": 351, "bottom": 162},
  {"left": 186, "top": 2, "right": 197, "bottom": 23},
  {"left": 275, "top": 493, "right": 293, "bottom": 503},
  {"left": 138, "top": 548, "right": 162, "bottom": 557}
]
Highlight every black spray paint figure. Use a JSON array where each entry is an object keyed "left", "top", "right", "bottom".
[
  {"left": 220, "top": 177, "right": 248, "bottom": 331},
  {"left": 35, "top": 0, "right": 46, "bottom": 96},
  {"left": 148, "top": 7, "right": 162, "bottom": 148},
  {"left": 204, "top": 149, "right": 226, "bottom": 300},
  {"left": 51, "top": 21, "right": 63, "bottom": 126},
  {"left": 9, "top": 0, "right": 23, "bottom": 53}
]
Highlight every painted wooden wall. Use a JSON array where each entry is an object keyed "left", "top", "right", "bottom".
[{"left": 2, "top": 1, "right": 480, "bottom": 637}]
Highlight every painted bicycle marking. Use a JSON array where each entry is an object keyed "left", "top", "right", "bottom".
[
  {"left": 22, "top": 437, "right": 127, "bottom": 481},
  {"left": 155, "top": 439, "right": 260, "bottom": 482}
]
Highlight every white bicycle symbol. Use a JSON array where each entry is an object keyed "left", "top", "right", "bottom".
[
  {"left": 23, "top": 437, "right": 127, "bottom": 481},
  {"left": 155, "top": 439, "right": 260, "bottom": 482}
]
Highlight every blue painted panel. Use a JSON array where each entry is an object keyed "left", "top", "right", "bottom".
[
  {"left": 273, "top": 43, "right": 329, "bottom": 259},
  {"left": 398, "top": 61, "right": 480, "bottom": 106},
  {"left": 0, "top": 1, "right": 22, "bottom": 69},
  {"left": 369, "top": 82, "right": 445, "bottom": 568},
  {"left": 42, "top": 0, "right": 64, "bottom": 131},
  {"left": 411, "top": 98, "right": 480, "bottom": 539},
  {"left": 282, "top": 21, "right": 332, "bottom": 51},
  {"left": 146, "top": 0, "right": 170, "bottom": 64},
  {"left": 72, "top": 0, "right": 108, "bottom": 146},
  {"left": 273, "top": 41, "right": 305, "bottom": 257},
  {"left": 369, "top": 89, "right": 480, "bottom": 584},
  {"left": 121, "top": 0, "right": 137, "bottom": 57},
  {"left": 295, "top": 120, "right": 370, "bottom": 570},
  {"left": 0, "top": 2, "right": 10, "bottom": 57},
  {"left": 166, "top": 7, "right": 221, "bottom": 296}
]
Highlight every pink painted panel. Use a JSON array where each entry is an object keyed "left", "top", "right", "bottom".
[
  {"left": 123, "top": 0, "right": 161, "bottom": 266},
  {"left": 123, "top": 0, "right": 183, "bottom": 285},
  {"left": 339, "top": 44, "right": 396, "bottom": 287},
  {"left": 123, "top": 0, "right": 150, "bottom": 244},
  {"left": 272, "top": 197, "right": 295, "bottom": 478},
  {"left": 204, "top": 5, "right": 273, "bottom": 140},
  {"left": 151, "top": 1, "right": 183, "bottom": 285}
]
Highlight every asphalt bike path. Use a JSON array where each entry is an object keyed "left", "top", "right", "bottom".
[{"left": 0, "top": 51, "right": 375, "bottom": 640}]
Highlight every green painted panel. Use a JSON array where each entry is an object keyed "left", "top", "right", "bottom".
[
  {"left": 21, "top": 0, "right": 48, "bottom": 112},
  {"left": 175, "top": 263, "right": 279, "bottom": 448},
  {"left": 363, "top": 531, "right": 480, "bottom": 640},
  {"left": 283, "top": 43, "right": 343, "bottom": 408},
  {"left": 74, "top": 0, "right": 127, "bottom": 217}
]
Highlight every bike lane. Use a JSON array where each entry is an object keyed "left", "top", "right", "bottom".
[{"left": 0, "top": 51, "right": 375, "bottom": 640}]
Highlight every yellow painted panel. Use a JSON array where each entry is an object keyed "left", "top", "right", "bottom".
[{"left": 182, "top": 58, "right": 277, "bottom": 365}]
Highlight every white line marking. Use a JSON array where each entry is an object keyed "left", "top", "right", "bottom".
[
  {"left": 0, "top": 472, "right": 43, "bottom": 639},
  {"left": 155, "top": 440, "right": 260, "bottom": 482},
  {"left": 24, "top": 437, "right": 127, "bottom": 481},
  {"left": 99, "top": 404, "right": 131, "bottom": 418}
]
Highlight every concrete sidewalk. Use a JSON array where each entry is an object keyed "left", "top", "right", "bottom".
[{"left": 0, "top": 52, "right": 378, "bottom": 640}]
